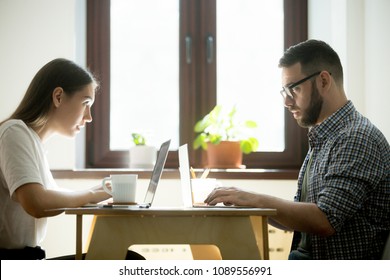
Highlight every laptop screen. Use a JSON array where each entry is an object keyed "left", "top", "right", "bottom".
[
  {"left": 143, "top": 139, "right": 171, "bottom": 204},
  {"left": 178, "top": 144, "right": 193, "bottom": 207}
]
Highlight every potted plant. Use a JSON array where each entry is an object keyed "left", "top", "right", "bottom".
[
  {"left": 129, "top": 133, "right": 157, "bottom": 169},
  {"left": 193, "top": 105, "right": 259, "bottom": 168}
]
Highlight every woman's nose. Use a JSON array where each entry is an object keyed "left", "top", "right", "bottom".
[{"left": 84, "top": 107, "right": 93, "bottom": 122}]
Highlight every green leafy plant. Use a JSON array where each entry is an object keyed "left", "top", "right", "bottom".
[
  {"left": 131, "top": 133, "right": 146, "bottom": 146},
  {"left": 193, "top": 105, "right": 259, "bottom": 154}
]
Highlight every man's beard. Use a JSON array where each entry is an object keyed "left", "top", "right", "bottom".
[{"left": 297, "top": 82, "right": 323, "bottom": 128}]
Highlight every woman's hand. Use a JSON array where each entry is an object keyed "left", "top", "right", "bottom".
[{"left": 89, "top": 184, "right": 111, "bottom": 204}]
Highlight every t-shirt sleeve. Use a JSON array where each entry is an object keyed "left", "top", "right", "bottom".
[{"left": 0, "top": 124, "right": 44, "bottom": 196}]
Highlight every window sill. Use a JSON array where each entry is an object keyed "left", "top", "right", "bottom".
[{"left": 51, "top": 168, "right": 299, "bottom": 180}]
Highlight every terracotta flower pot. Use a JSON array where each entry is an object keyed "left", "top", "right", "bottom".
[{"left": 206, "top": 141, "right": 244, "bottom": 168}]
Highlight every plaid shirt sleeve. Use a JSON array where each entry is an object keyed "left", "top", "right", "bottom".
[{"left": 316, "top": 126, "right": 388, "bottom": 232}]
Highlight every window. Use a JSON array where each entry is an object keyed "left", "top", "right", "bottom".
[{"left": 86, "top": 0, "right": 308, "bottom": 170}]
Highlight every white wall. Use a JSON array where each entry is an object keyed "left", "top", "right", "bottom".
[
  {"left": 308, "top": 0, "right": 390, "bottom": 139},
  {"left": 1, "top": 0, "right": 389, "bottom": 258},
  {"left": 0, "top": 0, "right": 84, "bottom": 169},
  {"left": 364, "top": 0, "right": 390, "bottom": 138}
]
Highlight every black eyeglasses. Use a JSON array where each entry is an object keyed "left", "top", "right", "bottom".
[{"left": 280, "top": 71, "right": 321, "bottom": 100}]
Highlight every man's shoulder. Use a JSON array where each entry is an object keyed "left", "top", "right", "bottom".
[
  {"left": 333, "top": 112, "right": 390, "bottom": 163},
  {"left": 342, "top": 110, "right": 386, "bottom": 142}
]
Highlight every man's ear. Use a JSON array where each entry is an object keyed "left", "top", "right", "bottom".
[
  {"left": 319, "top": 71, "right": 332, "bottom": 91},
  {"left": 52, "top": 87, "right": 64, "bottom": 108}
]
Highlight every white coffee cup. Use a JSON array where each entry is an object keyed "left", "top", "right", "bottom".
[
  {"left": 191, "top": 178, "right": 221, "bottom": 204},
  {"left": 102, "top": 174, "right": 137, "bottom": 203}
]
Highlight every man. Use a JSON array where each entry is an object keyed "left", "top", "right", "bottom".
[{"left": 205, "top": 40, "right": 390, "bottom": 259}]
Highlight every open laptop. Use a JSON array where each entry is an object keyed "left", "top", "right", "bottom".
[
  {"left": 99, "top": 139, "right": 171, "bottom": 209},
  {"left": 178, "top": 144, "right": 250, "bottom": 208}
]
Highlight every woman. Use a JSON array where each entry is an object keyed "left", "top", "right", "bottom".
[{"left": 0, "top": 58, "right": 111, "bottom": 259}]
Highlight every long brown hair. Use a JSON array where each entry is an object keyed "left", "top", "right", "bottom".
[{"left": 1, "top": 58, "right": 97, "bottom": 130}]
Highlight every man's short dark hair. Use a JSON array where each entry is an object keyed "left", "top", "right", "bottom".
[{"left": 279, "top": 39, "right": 344, "bottom": 85}]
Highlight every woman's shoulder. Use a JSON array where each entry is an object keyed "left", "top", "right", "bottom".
[{"left": 0, "top": 119, "right": 29, "bottom": 137}]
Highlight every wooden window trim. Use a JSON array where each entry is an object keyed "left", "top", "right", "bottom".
[{"left": 85, "top": 0, "right": 308, "bottom": 177}]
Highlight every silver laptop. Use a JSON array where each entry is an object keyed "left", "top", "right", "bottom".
[
  {"left": 178, "top": 143, "right": 250, "bottom": 208},
  {"left": 100, "top": 139, "right": 171, "bottom": 209}
]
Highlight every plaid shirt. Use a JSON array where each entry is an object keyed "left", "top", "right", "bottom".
[{"left": 291, "top": 101, "right": 390, "bottom": 259}]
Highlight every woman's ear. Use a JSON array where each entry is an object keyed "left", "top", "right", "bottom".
[{"left": 52, "top": 87, "right": 64, "bottom": 108}]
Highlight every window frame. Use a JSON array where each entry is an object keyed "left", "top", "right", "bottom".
[{"left": 85, "top": 0, "right": 308, "bottom": 171}]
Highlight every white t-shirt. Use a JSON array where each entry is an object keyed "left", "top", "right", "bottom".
[{"left": 0, "top": 119, "right": 57, "bottom": 249}]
